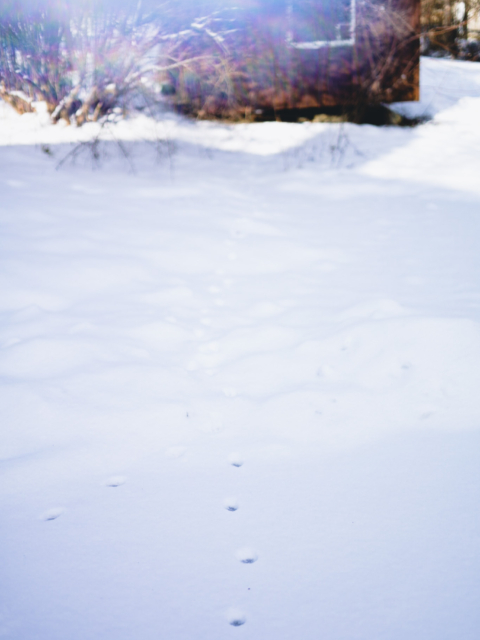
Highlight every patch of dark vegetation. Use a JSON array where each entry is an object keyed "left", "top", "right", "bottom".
[
  {"left": 346, "top": 104, "right": 429, "bottom": 126},
  {"left": 176, "top": 103, "right": 428, "bottom": 127}
]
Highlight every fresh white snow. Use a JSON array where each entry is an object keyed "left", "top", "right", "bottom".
[{"left": 1, "top": 57, "right": 480, "bottom": 639}]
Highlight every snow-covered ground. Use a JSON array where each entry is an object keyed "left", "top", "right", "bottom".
[{"left": 1, "top": 57, "right": 480, "bottom": 640}]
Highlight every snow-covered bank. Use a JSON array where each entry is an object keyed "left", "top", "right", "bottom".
[{"left": 1, "top": 57, "right": 480, "bottom": 640}]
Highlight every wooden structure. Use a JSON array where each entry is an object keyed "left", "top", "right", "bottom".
[{"left": 162, "top": 0, "right": 420, "bottom": 119}]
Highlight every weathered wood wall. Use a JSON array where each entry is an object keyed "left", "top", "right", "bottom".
[{"left": 161, "top": 0, "right": 420, "bottom": 118}]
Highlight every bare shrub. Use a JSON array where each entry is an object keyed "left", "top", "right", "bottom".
[
  {"left": 351, "top": 0, "right": 420, "bottom": 113},
  {"left": 53, "top": 3, "right": 165, "bottom": 126},
  {"left": 0, "top": 0, "right": 167, "bottom": 124},
  {"left": 0, "top": 0, "right": 73, "bottom": 113}
]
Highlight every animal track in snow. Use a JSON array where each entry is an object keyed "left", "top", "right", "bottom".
[
  {"left": 224, "top": 497, "right": 239, "bottom": 511},
  {"left": 198, "top": 341, "right": 220, "bottom": 354},
  {"left": 228, "top": 453, "right": 244, "bottom": 467},
  {"left": 196, "top": 412, "right": 224, "bottom": 433},
  {"left": 165, "top": 446, "right": 187, "bottom": 459},
  {"left": 41, "top": 507, "right": 64, "bottom": 521},
  {"left": 105, "top": 476, "right": 126, "bottom": 487},
  {"left": 3, "top": 337, "right": 22, "bottom": 348},
  {"left": 235, "top": 547, "right": 258, "bottom": 564},
  {"left": 5, "top": 179, "right": 27, "bottom": 188},
  {"left": 317, "top": 364, "right": 335, "bottom": 379},
  {"left": 226, "top": 608, "right": 246, "bottom": 626},
  {"left": 208, "top": 286, "right": 222, "bottom": 294},
  {"left": 420, "top": 411, "right": 435, "bottom": 420}
]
